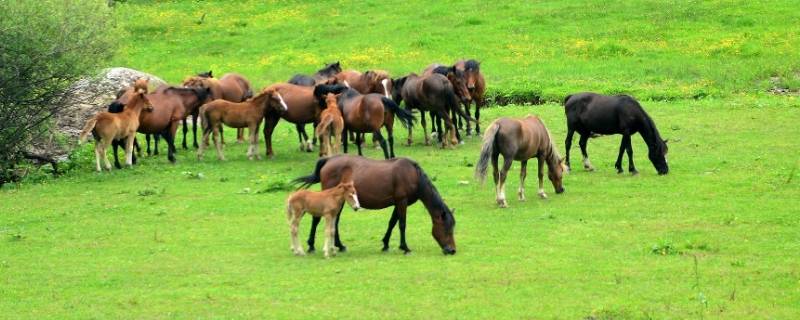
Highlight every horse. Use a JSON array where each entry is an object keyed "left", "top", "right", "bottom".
[
  {"left": 197, "top": 88, "right": 288, "bottom": 161},
  {"left": 182, "top": 73, "right": 254, "bottom": 145},
  {"left": 286, "top": 168, "right": 360, "bottom": 258},
  {"left": 453, "top": 59, "right": 486, "bottom": 135},
  {"left": 423, "top": 63, "right": 472, "bottom": 141},
  {"left": 475, "top": 116, "right": 567, "bottom": 208},
  {"left": 288, "top": 61, "right": 342, "bottom": 86},
  {"left": 333, "top": 70, "right": 393, "bottom": 98},
  {"left": 261, "top": 83, "right": 346, "bottom": 157},
  {"left": 336, "top": 88, "right": 414, "bottom": 159},
  {"left": 315, "top": 93, "right": 345, "bottom": 157},
  {"left": 392, "top": 73, "right": 472, "bottom": 148},
  {"left": 293, "top": 155, "right": 456, "bottom": 255},
  {"left": 563, "top": 92, "right": 669, "bottom": 175},
  {"left": 79, "top": 89, "right": 152, "bottom": 171},
  {"left": 111, "top": 85, "right": 211, "bottom": 167}
]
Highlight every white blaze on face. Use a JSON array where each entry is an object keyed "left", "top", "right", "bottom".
[
  {"left": 343, "top": 80, "right": 351, "bottom": 88},
  {"left": 277, "top": 93, "right": 288, "bottom": 111},
  {"left": 381, "top": 78, "right": 390, "bottom": 98},
  {"left": 350, "top": 192, "right": 360, "bottom": 209}
]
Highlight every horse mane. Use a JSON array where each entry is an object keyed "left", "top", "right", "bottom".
[
  {"left": 106, "top": 101, "right": 124, "bottom": 113},
  {"left": 542, "top": 123, "right": 563, "bottom": 165},
  {"left": 412, "top": 162, "right": 455, "bottom": 233},
  {"left": 340, "top": 87, "right": 361, "bottom": 99},
  {"left": 166, "top": 86, "right": 211, "bottom": 102},
  {"left": 431, "top": 66, "right": 450, "bottom": 76},
  {"left": 317, "top": 61, "right": 342, "bottom": 76},
  {"left": 620, "top": 96, "right": 666, "bottom": 153},
  {"left": 464, "top": 59, "right": 480, "bottom": 72}
]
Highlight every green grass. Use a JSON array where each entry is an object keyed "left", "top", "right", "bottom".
[{"left": 3, "top": 0, "right": 800, "bottom": 318}]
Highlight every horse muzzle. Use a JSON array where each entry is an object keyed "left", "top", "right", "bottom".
[
  {"left": 442, "top": 246, "right": 456, "bottom": 255},
  {"left": 556, "top": 187, "right": 565, "bottom": 194}
]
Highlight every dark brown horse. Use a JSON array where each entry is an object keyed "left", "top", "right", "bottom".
[
  {"left": 392, "top": 73, "right": 472, "bottom": 148},
  {"left": 261, "top": 83, "right": 346, "bottom": 157},
  {"left": 293, "top": 155, "right": 457, "bottom": 255},
  {"left": 183, "top": 73, "right": 254, "bottom": 145},
  {"left": 475, "top": 116, "right": 566, "bottom": 208},
  {"left": 337, "top": 88, "right": 415, "bottom": 159},
  {"left": 288, "top": 61, "right": 342, "bottom": 86},
  {"left": 563, "top": 92, "right": 669, "bottom": 175},
  {"left": 455, "top": 59, "right": 486, "bottom": 135}
]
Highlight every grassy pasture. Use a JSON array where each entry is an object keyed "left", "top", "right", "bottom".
[{"left": 2, "top": 0, "right": 800, "bottom": 318}]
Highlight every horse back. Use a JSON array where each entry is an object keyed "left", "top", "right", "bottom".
[{"left": 320, "top": 156, "right": 417, "bottom": 209}]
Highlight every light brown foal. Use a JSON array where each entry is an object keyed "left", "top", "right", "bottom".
[
  {"left": 315, "top": 93, "right": 345, "bottom": 157},
  {"left": 286, "top": 177, "right": 360, "bottom": 258}
]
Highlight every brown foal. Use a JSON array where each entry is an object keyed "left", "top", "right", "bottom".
[{"left": 315, "top": 93, "right": 345, "bottom": 157}]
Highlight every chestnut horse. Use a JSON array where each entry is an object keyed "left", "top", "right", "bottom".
[
  {"left": 286, "top": 167, "right": 360, "bottom": 258},
  {"left": 198, "top": 88, "right": 288, "bottom": 161},
  {"left": 315, "top": 93, "right": 345, "bottom": 157},
  {"left": 475, "top": 116, "right": 566, "bottom": 208},
  {"left": 293, "top": 155, "right": 457, "bottom": 255},
  {"left": 455, "top": 59, "right": 486, "bottom": 135},
  {"left": 261, "top": 83, "right": 346, "bottom": 157},
  {"left": 337, "top": 88, "right": 415, "bottom": 159},
  {"left": 391, "top": 73, "right": 472, "bottom": 148},
  {"left": 288, "top": 61, "right": 342, "bottom": 86},
  {"left": 563, "top": 92, "right": 669, "bottom": 175},
  {"left": 183, "top": 73, "right": 253, "bottom": 145}
]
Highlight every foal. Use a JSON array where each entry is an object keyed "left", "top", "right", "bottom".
[
  {"left": 79, "top": 89, "right": 152, "bottom": 171},
  {"left": 286, "top": 173, "right": 360, "bottom": 258},
  {"left": 197, "top": 88, "right": 288, "bottom": 161},
  {"left": 315, "top": 93, "right": 344, "bottom": 157}
]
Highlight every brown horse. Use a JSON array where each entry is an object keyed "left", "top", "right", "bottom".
[
  {"left": 261, "top": 83, "right": 346, "bottom": 157},
  {"left": 183, "top": 73, "right": 254, "bottom": 145},
  {"left": 79, "top": 89, "right": 152, "bottom": 171},
  {"left": 475, "top": 116, "right": 567, "bottom": 208},
  {"left": 334, "top": 70, "right": 393, "bottom": 98},
  {"left": 293, "top": 155, "right": 457, "bottom": 255},
  {"left": 286, "top": 168, "right": 360, "bottom": 258},
  {"left": 197, "top": 88, "right": 288, "bottom": 161},
  {"left": 338, "top": 88, "right": 415, "bottom": 159},
  {"left": 423, "top": 63, "right": 472, "bottom": 141},
  {"left": 112, "top": 85, "right": 211, "bottom": 167},
  {"left": 391, "top": 73, "right": 472, "bottom": 148},
  {"left": 288, "top": 61, "right": 342, "bottom": 86},
  {"left": 455, "top": 59, "right": 486, "bottom": 135},
  {"left": 315, "top": 93, "right": 345, "bottom": 157}
]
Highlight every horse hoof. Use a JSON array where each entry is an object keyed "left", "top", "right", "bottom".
[
  {"left": 294, "top": 251, "right": 306, "bottom": 256},
  {"left": 337, "top": 246, "right": 347, "bottom": 253},
  {"left": 497, "top": 199, "right": 508, "bottom": 208},
  {"left": 381, "top": 246, "right": 389, "bottom": 252},
  {"left": 538, "top": 192, "right": 548, "bottom": 199},
  {"left": 585, "top": 166, "right": 595, "bottom": 172},
  {"left": 630, "top": 170, "right": 639, "bottom": 176},
  {"left": 307, "top": 247, "right": 315, "bottom": 253}
]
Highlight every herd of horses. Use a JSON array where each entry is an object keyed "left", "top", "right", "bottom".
[{"left": 78, "top": 59, "right": 669, "bottom": 257}]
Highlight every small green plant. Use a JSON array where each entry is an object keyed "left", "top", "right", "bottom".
[{"left": 137, "top": 187, "right": 163, "bottom": 197}]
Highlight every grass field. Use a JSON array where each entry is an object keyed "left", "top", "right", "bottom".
[{"left": 3, "top": 0, "right": 800, "bottom": 318}]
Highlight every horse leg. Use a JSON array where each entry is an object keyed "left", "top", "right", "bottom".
[
  {"left": 475, "top": 98, "right": 483, "bottom": 135},
  {"left": 625, "top": 134, "right": 638, "bottom": 175},
  {"left": 444, "top": 112, "right": 458, "bottom": 147},
  {"left": 564, "top": 128, "right": 575, "bottom": 171},
  {"left": 421, "top": 110, "right": 430, "bottom": 146},
  {"left": 435, "top": 112, "right": 445, "bottom": 146},
  {"left": 125, "top": 134, "right": 136, "bottom": 166},
  {"left": 153, "top": 134, "right": 160, "bottom": 156},
  {"left": 213, "top": 125, "right": 225, "bottom": 161},
  {"left": 579, "top": 134, "right": 594, "bottom": 171},
  {"left": 263, "top": 116, "right": 279, "bottom": 158},
  {"left": 464, "top": 101, "right": 473, "bottom": 136},
  {"left": 519, "top": 160, "right": 528, "bottom": 201},
  {"left": 324, "top": 214, "right": 335, "bottom": 258},
  {"left": 382, "top": 208, "right": 400, "bottom": 251},
  {"left": 311, "top": 121, "right": 318, "bottom": 146},
  {"left": 112, "top": 140, "right": 122, "bottom": 169},
  {"left": 192, "top": 112, "right": 200, "bottom": 149},
  {"left": 94, "top": 144, "right": 102, "bottom": 172},
  {"left": 332, "top": 203, "right": 346, "bottom": 252},
  {"left": 307, "top": 216, "right": 321, "bottom": 253},
  {"left": 237, "top": 128, "right": 245, "bottom": 144},
  {"left": 167, "top": 122, "right": 178, "bottom": 163},
  {"left": 452, "top": 108, "right": 463, "bottom": 144},
  {"left": 132, "top": 138, "right": 139, "bottom": 164},
  {"left": 396, "top": 201, "right": 411, "bottom": 254},
  {"left": 253, "top": 123, "right": 262, "bottom": 160},
  {"left": 615, "top": 135, "right": 626, "bottom": 174},
  {"left": 537, "top": 157, "right": 547, "bottom": 199},
  {"left": 102, "top": 140, "right": 113, "bottom": 171},
  {"left": 355, "top": 132, "right": 364, "bottom": 156},
  {"left": 342, "top": 128, "right": 349, "bottom": 154},
  {"left": 386, "top": 124, "right": 395, "bottom": 158},
  {"left": 145, "top": 134, "right": 152, "bottom": 156},
  {"left": 288, "top": 207, "right": 305, "bottom": 256},
  {"left": 182, "top": 118, "right": 189, "bottom": 149},
  {"left": 374, "top": 130, "right": 389, "bottom": 159},
  {"left": 296, "top": 124, "right": 309, "bottom": 152},
  {"left": 497, "top": 155, "right": 512, "bottom": 208}
]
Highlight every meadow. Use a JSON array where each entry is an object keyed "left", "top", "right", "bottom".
[{"left": 2, "top": 0, "right": 800, "bottom": 318}]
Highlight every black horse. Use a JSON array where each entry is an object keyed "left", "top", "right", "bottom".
[
  {"left": 564, "top": 92, "right": 669, "bottom": 175},
  {"left": 288, "top": 61, "right": 342, "bottom": 86}
]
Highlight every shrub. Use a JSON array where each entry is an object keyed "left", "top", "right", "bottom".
[{"left": 0, "top": 0, "right": 118, "bottom": 186}]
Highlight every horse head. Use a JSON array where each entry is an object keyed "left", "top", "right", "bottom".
[
  {"left": 462, "top": 59, "right": 481, "bottom": 90},
  {"left": 445, "top": 66, "right": 471, "bottom": 103},
  {"left": 365, "top": 70, "right": 392, "bottom": 98},
  {"left": 262, "top": 88, "right": 288, "bottom": 113},
  {"left": 649, "top": 139, "right": 669, "bottom": 175},
  {"left": 391, "top": 76, "right": 410, "bottom": 104},
  {"left": 548, "top": 157, "right": 567, "bottom": 194}
]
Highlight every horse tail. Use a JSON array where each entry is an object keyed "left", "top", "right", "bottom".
[
  {"left": 475, "top": 120, "right": 501, "bottom": 184},
  {"left": 78, "top": 116, "right": 98, "bottom": 144},
  {"left": 446, "top": 86, "right": 473, "bottom": 123},
  {"left": 381, "top": 97, "right": 415, "bottom": 128},
  {"left": 291, "top": 156, "right": 329, "bottom": 189},
  {"left": 199, "top": 104, "right": 211, "bottom": 135},
  {"left": 315, "top": 115, "right": 333, "bottom": 138}
]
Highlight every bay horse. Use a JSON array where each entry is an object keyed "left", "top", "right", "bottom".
[
  {"left": 197, "top": 88, "right": 288, "bottom": 161},
  {"left": 455, "top": 59, "right": 486, "bottom": 135},
  {"left": 286, "top": 168, "right": 360, "bottom": 258},
  {"left": 475, "top": 116, "right": 567, "bottom": 208},
  {"left": 564, "top": 92, "right": 669, "bottom": 175},
  {"left": 288, "top": 61, "right": 342, "bottom": 86},
  {"left": 391, "top": 73, "right": 472, "bottom": 148},
  {"left": 182, "top": 73, "right": 254, "bottom": 145},
  {"left": 79, "top": 89, "right": 152, "bottom": 171},
  {"left": 293, "top": 155, "right": 457, "bottom": 255},
  {"left": 337, "top": 88, "right": 415, "bottom": 159},
  {"left": 261, "top": 83, "right": 346, "bottom": 157},
  {"left": 423, "top": 63, "right": 472, "bottom": 141},
  {"left": 315, "top": 93, "right": 345, "bottom": 157}
]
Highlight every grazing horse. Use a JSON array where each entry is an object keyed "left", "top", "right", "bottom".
[
  {"left": 315, "top": 93, "right": 345, "bottom": 157},
  {"left": 564, "top": 92, "right": 669, "bottom": 175},
  {"left": 286, "top": 168, "right": 360, "bottom": 258},
  {"left": 392, "top": 73, "right": 472, "bottom": 148},
  {"left": 423, "top": 63, "right": 472, "bottom": 141},
  {"left": 288, "top": 61, "right": 342, "bottom": 86},
  {"left": 455, "top": 59, "right": 486, "bottom": 135},
  {"left": 262, "top": 83, "right": 346, "bottom": 157},
  {"left": 475, "top": 116, "right": 566, "bottom": 208},
  {"left": 293, "top": 155, "right": 457, "bottom": 255},
  {"left": 197, "top": 88, "right": 288, "bottom": 161},
  {"left": 182, "top": 73, "right": 254, "bottom": 145},
  {"left": 337, "top": 88, "right": 415, "bottom": 159},
  {"left": 79, "top": 89, "right": 152, "bottom": 171}
]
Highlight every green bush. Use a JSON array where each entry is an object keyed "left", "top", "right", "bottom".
[{"left": 0, "top": 0, "right": 118, "bottom": 186}]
